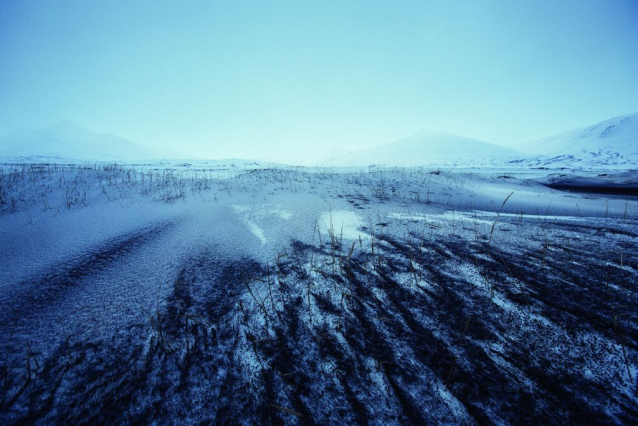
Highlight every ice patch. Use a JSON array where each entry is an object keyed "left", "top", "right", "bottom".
[
  {"left": 231, "top": 204, "right": 292, "bottom": 245},
  {"left": 271, "top": 208, "right": 292, "bottom": 220},
  {"left": 399, "top": 209, "right": 589, "bottom": 228},
  {"left": 388, "top": 212, "right": 428, "bottom": 221},
  {"left": 470, "top": 211, "right": 587, "bottom": 222},
  {"left": 246, "top": 220, "right": 267, "bottom": 244},
  {"left": 389, "top": 210, "right": 493, "bottom": 226},
  {"left": 319, "top": 210, "right": 370, "bottom": 241},
  {"left": 233, "top": 204, "right": 292, "bottom": 221}
]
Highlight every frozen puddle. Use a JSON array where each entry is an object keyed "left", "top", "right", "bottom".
[
  {"left": 246, "top": 221, "right": 267, "bottom": 244},
  {"left": 233, "top": 204, "right": 293, "bottom": 245},
  {"left": 319, "top": 210, "right": 370, "bottom": 241}
]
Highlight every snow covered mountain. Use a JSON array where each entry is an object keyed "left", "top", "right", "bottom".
[
  {"left": 0, "top": 120, "right": 193, "bottom": 162},
  {"left": 3, "top": 114, "right": 636, "bottom": 168},
  {"left": 515, "top": 113, "right": 638, "bottom": 168},
  {"left": 320, "top": 130, "right": 522, "bottom": 167},
  {"left": 321, "top": 113, "right": 638, "bottom": 169}
]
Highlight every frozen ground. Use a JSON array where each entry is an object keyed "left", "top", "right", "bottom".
[{"left": 0, "top": 163, "right": 637, "bottom": 424}]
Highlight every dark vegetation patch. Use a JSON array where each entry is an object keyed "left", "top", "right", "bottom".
[{"left": 543, "top": 183, "right": 638, "bottom": 196}]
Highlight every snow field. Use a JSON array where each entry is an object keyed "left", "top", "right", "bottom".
[{"left": 1, "top": 163, "right": 637, "bottom": 424}]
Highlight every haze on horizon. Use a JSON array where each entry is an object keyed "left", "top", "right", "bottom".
[{"left": 1, "top": 0, "right": 637, "bottom": 163}]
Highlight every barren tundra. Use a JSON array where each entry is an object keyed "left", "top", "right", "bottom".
[{"left": 1, "top": 163, "right": 637, "bottom": 424}]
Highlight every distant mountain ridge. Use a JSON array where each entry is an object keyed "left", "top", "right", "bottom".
[
  {"left": 322, "top": 113, "right": 637, "bottom": 169},
  {"left": 321, "top": 129, "right": 522, "bottom": 167},
  {"left": 1, "top": 114, "right": 636, "bottom": 168},
  {"left": 0, "top": 120, "right": 194, "bottom": 162}
]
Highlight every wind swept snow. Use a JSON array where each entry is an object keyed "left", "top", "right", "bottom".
[{"left": 0, "top": 163, "right": 637, "bottom": 424}]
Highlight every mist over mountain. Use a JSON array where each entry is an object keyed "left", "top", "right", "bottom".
[
  {"left": 2, "top": 114, "right": 636, "bottom": 168},
  {"left": 0, "top": 120, "right": 193, "bottom": 162},
  {"left": 320, "top": 130, "right": 522, "bottom": 167},
  {"left": 321, "top": 113, "right": 637, "bottom": 169}
]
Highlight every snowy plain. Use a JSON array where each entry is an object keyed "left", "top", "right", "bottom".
[{"left": 0, "top": 161, "right": 637, "bottom": 424}]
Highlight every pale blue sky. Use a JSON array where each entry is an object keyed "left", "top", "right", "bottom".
[{"left": 1, "top": 0, "right": 637, "bottom": 162}]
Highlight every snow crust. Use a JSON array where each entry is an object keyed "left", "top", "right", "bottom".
[{"left": 0, "top": 163, "right": 636, "bottom": 424}]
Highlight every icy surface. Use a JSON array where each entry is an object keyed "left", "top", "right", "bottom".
[
  {"left": 0, "top": 163, "right": 637, "bottom": 424},
  {"left": 319, "top": 210, "right": 370, "bottom": 241}
]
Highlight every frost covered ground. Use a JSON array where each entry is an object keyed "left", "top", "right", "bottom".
[{"left": 0, "top": 163, "right": 637, "bottom": 424}]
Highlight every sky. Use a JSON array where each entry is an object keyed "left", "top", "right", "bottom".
[{"left": 0, "top": 0, "right": 637, "bottom": 163}]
